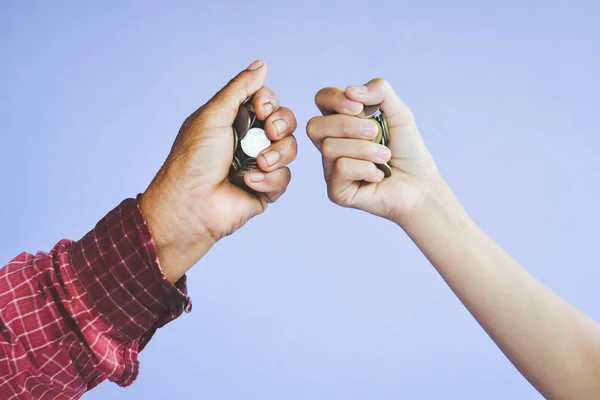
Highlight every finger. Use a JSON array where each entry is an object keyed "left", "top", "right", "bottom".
[
  {"left": 264, "top": 107, "right": 297, "bottom": 141},
  {"left": 252, "top": 86, "right": 280, "bottom": 121},
  {"left": 345, "top": 78, "right": 416, "bottom": 128},
  {"left": 330, "top": 157, "right": 384, "bottom": 185},
  {"left": 314, "top": 87, "right": 363, "bottom": 116},
  {"left": 321, "top": 138, "right": 391, "bottom": 180},
  {"left": 203, "top": 60, "right": 268, "bottom": 127},
  {"left": 244, "top": 167, "right": 291, "bottom": 202},
  {"left": 306, "top": 114, "right": 380, "bottom": 150},
  {"left": 256, "top": 135, "right": 298, "bottom": 172}
]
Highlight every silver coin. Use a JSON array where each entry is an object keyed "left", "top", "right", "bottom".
[
  {"left": 240, "top": 127, "right": 271, "bottom": 158},
  {"left": 360, "top": 105, "right": 380, "bottom": 119}
]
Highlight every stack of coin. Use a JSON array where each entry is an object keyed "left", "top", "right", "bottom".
[
  {"left": 358, "top": 105, "right": 392, "bottom": 178},
  {"left": 229, "top": 99, "right": 272, "bottom": 190}
]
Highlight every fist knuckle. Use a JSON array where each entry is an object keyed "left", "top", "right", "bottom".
[
  {"left": 314, "top": 90, "right": 324, "bottom": 106},
  {"left": 285, "top": 167, "right": 292, "bottom": 183},
  {"left": 373, "top": 77, "right": 390, "bottom": 90},
  {"left": 322, "top": 138, "right": 334, "bottom": 159},
  {"left": 337, "top": 157, "right": 351, "bottom": 172},
  {"left": 288, "top": 136, "right": 299, "bottom": 161},
  {"left": 306, "top": 117, "right": 318, "bottom": 139},
  {"left": 283, "top": 108, "right": 298, "bottom": 128},
  {"left": 327, "top": 185, "right": 343, "bottom": 205},
  {"left": 341, "top": 117, "right": 352, "bottom": 136},
  {"left": 279, "top": 167, "right": 291, "bottom": 185}
]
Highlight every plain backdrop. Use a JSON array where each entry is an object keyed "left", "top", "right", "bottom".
[{"left": 1, "top": 1, "right": 599, "bottom": 399}]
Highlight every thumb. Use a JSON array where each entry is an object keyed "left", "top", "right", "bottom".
[
  {"left": 344, "top": 78, "right": 416, "bottom": 130},
  {"left": 204, "top": 60, "right": 268, "bottom": 127}
]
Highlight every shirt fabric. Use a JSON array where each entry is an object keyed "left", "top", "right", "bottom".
[{"left": 0, "top": 197, "right": 191, "bottom": 399}]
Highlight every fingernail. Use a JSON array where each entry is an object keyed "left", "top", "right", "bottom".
[
  {"left": 376, "top": 147, "right": 392, "bottom": 162},
  {"left": 376, "top": 169, "right": 385, "bottom": 180},
  {"left": 250, "top": 171, "right": 265, "bottom": 182},
  {"left": 360, "top": 123, "right": 378, "bottom": 138},
  {"left": 247, "top": 60, "right": 264, "bottom": 71},
  {"left": 350, "top": 85, "right": 369, "bottom": 94},
  {"left": 273, "top": 119, "right": 288, "bottom": 136},
  {"left": 261, "top": 150, "right": 280, "bottom": 167},
  {"left": 344, "top": 99, "right": 361, "bottom": 113},
  {"left": 263, "top": 102, "right": 273, "bottom": 115}
]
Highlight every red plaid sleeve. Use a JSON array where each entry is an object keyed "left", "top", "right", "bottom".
[{"left": 0, "top": 197, "right": 191, "bottom": 399}]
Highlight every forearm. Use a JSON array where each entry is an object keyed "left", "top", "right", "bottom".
[
  {"left": 0, "top": 198, "right": 190, "bottom": 398},
  {"left": 401, "top": 179, "right": 600, "bottom": 399}
]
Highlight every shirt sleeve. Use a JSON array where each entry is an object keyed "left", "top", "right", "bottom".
[{"left": 0, "top": 197, "right": 191, "bottom": 399}]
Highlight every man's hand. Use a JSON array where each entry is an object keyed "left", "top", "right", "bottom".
[
  {"left": 140, "top": 61, "right": 297, "bottom": 282},
  {"left": 307, "top": 78, "right": 440, "bottom": 226}
]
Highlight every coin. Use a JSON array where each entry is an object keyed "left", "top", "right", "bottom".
[
  {"left": 234, "top": 106, "right": 252, "bottom": 141},
  {"left": 360, "top": 105, "right": 380, "bottom": 119},
  {"left": 373, "top": 121, "right": 383, "bottom": 144},
  {"left": 240, "top": 127, "right": 271, "bottom": 158},
  {"left": 357, "top": 105, "right": 392, "bottom": 178},
  {"left": 230, "top": 170, "right": 249, "bottom": 190},
  {"left": 233, "top": 126, "right": 239, "bottom": 153},
  {"left": 245, "top": 101, "right": 255, "bottom": 114},
  {"left": 377, "top": 162, "right": 392, "bottom": 177},
  {"left": 241, "top": 156, "right": 256, "bottom": 167},
  {"left": 233, "top": 154, "right": 242, "bottom": 169},
  {"left": 378, "top": 113, "right": 389, "bottom": 145},
  {"left": 230, "top": 164, "right": 259, "bottom": 192}
]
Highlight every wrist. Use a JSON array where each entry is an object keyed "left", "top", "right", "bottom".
[
  {"left": 139, "top": 185, "right": 216, "bottom": 283},
  {"left": 396, "top": 176, "right": 470, "bottom": 235}
]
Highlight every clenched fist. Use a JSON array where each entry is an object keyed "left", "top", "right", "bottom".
[
  {"left": 307, "top": 78, "right": 440, "bottom": 226},
  {"left": 141, "top": 61, "right": 298, "bottom": 282}
]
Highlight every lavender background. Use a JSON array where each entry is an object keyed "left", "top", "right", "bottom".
[{"left": 1, "top": 1, "right": 599, "bottom": 399}]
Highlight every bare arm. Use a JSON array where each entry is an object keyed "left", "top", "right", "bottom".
[
  {"left": 308, "top": 78, "right": 600, "bottom": 399},
  {"left": 402, "top": 179, "right": 600, "bottom": 400}
]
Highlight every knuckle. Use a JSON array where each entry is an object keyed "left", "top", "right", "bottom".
[
  {"left": 281, "top": 107, "right": 298, "bottom": 128},
  {"left": 228, "top": 76, "right": 249, "bottom": 97},
  {"left": 260, "top": 85, "right": 273, "bottom": 95},
  {"left": 327, "top": 185, "right": 350, "bottom": 207},
  {"left": 372, "top": 77, "right": 390, "bottom": 90},
  {"left": 341, "top": 117, "right": 352, "bottom": 136},
  {"left": 288, "top": 136, "right": 298, "bottom": 161},
  {"left": 306, "top": 117, "right": 319, "bottom": 140},
  {"left": 279, "top": 166, "right": 291, "bottom": 184},
  {"left": 327, "top": 185, "right": 342, "bottom": 205},
  {"left": 336, "top": 157, "right": 351, "bottom": 172},
  {"left": 271, "top": 96, "right": 281, "bottom": 109},
  {"left": 285, "top": 167, "right": 292, "bottom": 183},
  {"left": 314, "top": 88, "right": 326, "bottom": 104},
  {"left": 321, "top": 138, "right": 335, "bottom": 159},
  {"left": 270, "top": 167, "right": 289, "bottom": 188}
]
